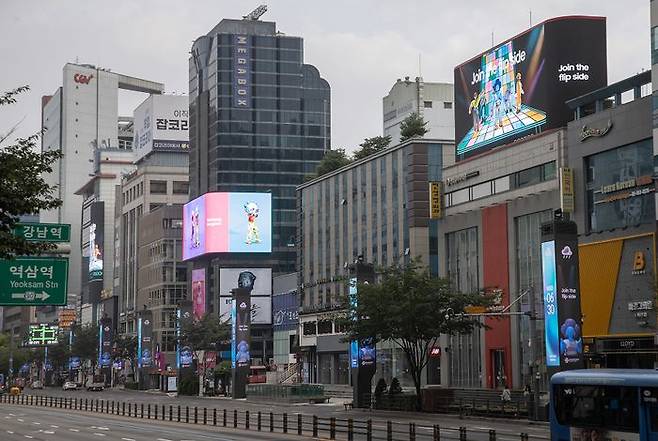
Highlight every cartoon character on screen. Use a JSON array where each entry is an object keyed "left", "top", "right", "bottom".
[
  {"left": 492, "top": 79, "right": 504, "bottom": 128},
  {"left": 515, "top": 72, "right": 524, "bottom": 113},
  {"left": 190, "top": 206, "right": 200, "bottom": 249},
  {"left": 468, "top": 92, "right": 481, "bottom": 132},
  {"left": 560, "top": 318, "right": 582, "bottom": 358},
  {"left": 503, "top": 84, "right": 513, "bottom": 115},
  {"left": 244, "top": 201, "right": 261, "bottom": 245},
  {"left": 236, "top": 340, "right": 250, "bottom": 366}
]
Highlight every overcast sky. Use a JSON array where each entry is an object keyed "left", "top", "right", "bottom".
[{"left": 0, "top": 1, "right": 650, "bottom": 152}]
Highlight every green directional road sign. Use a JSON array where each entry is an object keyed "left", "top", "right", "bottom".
[
  {"left": 13, "top": 223, "right": 71, "bottom": 243},
  {"left": 0, "top": 257, "right": 68, "bottom": 305}
]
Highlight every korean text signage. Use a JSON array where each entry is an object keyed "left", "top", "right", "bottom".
[
  {"left": 233, "top": 35, "right": 251, "bottom": 108},
  {"left": 454, "top": 17, "right": 607, "bottom": 160},
  {"left": 26, "top": 324, "right": 59, "bottom": 346},
  {"left": 14, "top": 223, "right": 70, "bottom": 243},
  {"left": 133, "top": 95, "right": 189, "bottom": 161},
  {"left": 0, "top": 257, "right": 68, "bottom": 305},
  {"left": 273, "top": 290, "right": 299, "bottom": 331},
  {"left": 559, "top": 167, "right": 575, "bottom": 213},
  {"left": 429, "top": 182, "right": 443, "bottom": 219},
  {"left": 182, "top": 192, "right": 272, "bottom": 260},
  {"left": 541, "top": 220, "right": 583, "bottom": 370}
]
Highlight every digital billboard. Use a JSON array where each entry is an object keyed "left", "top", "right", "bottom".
[
  {"left": 454, "top": 16, "right": 607, "bottom": 160},
  {"left": 219, "top": 268, "right": 272, "bottom": 324},
  {"left": 133, "top": 94, "right": 190, "bottom": 162},
  {"left": 541, "top": 240, "right": 559, "bottom": 367},
  {"left": 88, "top": 202, "right": 104, "bottom": 282},
  {"left": 182, "top": 192, "right": 272, "bottom": 260},
  {"left": 191, "top": 268, "right": 206, "bottom": 321}
]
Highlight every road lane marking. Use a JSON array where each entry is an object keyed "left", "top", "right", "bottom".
[
  {"left": 69, "top": 428, "right": 80, "bottom": 432},
  {"left": 157, "top": 438, "right": 173, "bottom": 441},
  {"left": 6, "top": 430, "right": 13, "bottom": 434},
  {"left": 121, "top": 438, "right": 136, "bottom": 441},
  {"left": 17, "top": 418, "right": 24, "bottom": 422},
  {"left": 93, "top": 433, "right": 106, "bottom": 437},
  {"left": 32, "top": 422, "right": 40, "bottom": 425},
  {"left": 50, "top": 425, "right": 59, "bottom": 428},
  {"left": 43, "top": 431, "right": 55, "bottom": 434},
  {"left": 24, "top": 436, "right": 33, "bottom": 439}
]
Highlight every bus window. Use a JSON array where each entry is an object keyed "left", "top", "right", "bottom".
[{"left": 555, "top": 385, "right": 639, "bottom": 433}]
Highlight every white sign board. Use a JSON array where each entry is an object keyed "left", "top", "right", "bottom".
[{"left": 133, "top": 95, "right": 189, "bottom": 162}]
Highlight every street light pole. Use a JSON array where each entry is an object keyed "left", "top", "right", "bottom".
[{"left": 528, "top": 285, "right": 541, "bottom": 420}]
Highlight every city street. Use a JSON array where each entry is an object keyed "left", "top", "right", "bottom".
[
  {"left": 22, "top": 387, "right": 549, "bottom": 441},
  {"left": 0, "top": 404, "right": 301, "bottom": 441}
]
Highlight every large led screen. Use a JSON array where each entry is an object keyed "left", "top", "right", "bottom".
[
  {"left": 454, "top": 16, "right": 606, "bottom": 160},
  {"left": 182, "top": 192, "right": 272, "bottom": 260},
  {"left": 218, "top": 268, "right": 272, "bottom": 324}
]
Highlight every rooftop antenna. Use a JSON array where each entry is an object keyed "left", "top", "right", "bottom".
[
  {"left": 418, "top": 53, "right": 422, "bottom": 79},
  {"left": 491, "top": 31, "right": 494, "bottom": 47},
  {"left": 243, "top": 4, "right": 268, "bottom": 21},
  {"left": 529, "top": 9, "right": 532, "bottom": 27}
]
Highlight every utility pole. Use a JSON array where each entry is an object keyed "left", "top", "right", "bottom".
[
  {"left": 8, "top": 327, "right": 14, "bottom": 387},
  {"left": 528, "top": 285, "right": 541, "bottom": 420}
]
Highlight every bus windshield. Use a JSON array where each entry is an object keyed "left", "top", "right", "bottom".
[{"left": 554, "top": 385, "right": 639, "bottom": 433}]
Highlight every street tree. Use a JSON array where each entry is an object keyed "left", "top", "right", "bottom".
[
  {"left": 352, "top": 136, "right": 391, "bottom": 160},
  {"left": 70, "top": 323, "right": 99, "bottom": 369},
  {"left": 310, "top": 148, "right": 351, "bottom": 179},
  {"left": 47, "top": 334, "right": 71, "bottom": 371},
  {"left": 0, "top": 86, "right": 63, "bottom": 259},
  {"left": 399, "top": 112, "right": 428, "bottom": 142},
  {"left": 179, "top": 313, "right": 230, "bottom": 396},
  {"left": 113, "top": 334, "right": 138, "bottom": 380},
  {"left": 340, "top": 260, "right": 488, "bottom": 410}
]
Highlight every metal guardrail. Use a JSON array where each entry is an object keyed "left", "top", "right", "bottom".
[{"left": 0, "top": 393, "right": 549, "bottom": 441}]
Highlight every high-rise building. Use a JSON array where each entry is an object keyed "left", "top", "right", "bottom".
[
  {"left": 651, "top": 1, "right": 658, "bottom": 218},
  {"left": 188, "top": 14, "right": 330, "bottom": 277},
  {"left": 383, "top": 77, "right": 454, "bottom": 142},
  {"left": 41, "top": 63, "right": 163, "bottom": 309}
]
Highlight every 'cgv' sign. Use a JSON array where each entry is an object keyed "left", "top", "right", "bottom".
[{"left": 74, "top": 73, "right": 93, "bottom": 84}]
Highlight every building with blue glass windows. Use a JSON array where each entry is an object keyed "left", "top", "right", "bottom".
[{"left": 188, "top": 15, "right": 330, "bottom": 366}]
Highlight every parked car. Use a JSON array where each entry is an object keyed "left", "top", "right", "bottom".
[
  {"left": 62, "top": 381, "right": 78, "bottom": 391},
  {"left": 30, "top": 381, "right": 43, "bottom": 389},
  {"left": 86, "top": 374, "right": 105, "bottom": 392}
]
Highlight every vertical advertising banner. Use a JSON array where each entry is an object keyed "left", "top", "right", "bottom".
[
  {"left": 99, "top": 318, "right": 112, "bottom": 368},
  {"left": 233, "top": 35, "right": 251, "bottom": 108},
  {"left": 191, "top": 268, "right": 206, "bottom": 321},
  {"left": 89, "top": 202, "right": 105, "bottom": 282},
  {"left": 138, "top": 311, "right": 153, "bottom": 369},
  {"left": 541, "top": 241, "right": 559, "bottom": 367},
  {"left": 177, "top": 300, "right": 194, "bottom": 369},
  {"left": 231, "top": 288, "right": 251, "bottom": 399},
  {"left": 555, "top": 236, "right": 583, "bottom": 368}
]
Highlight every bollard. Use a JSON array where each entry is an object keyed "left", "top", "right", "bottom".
[
  {"left": 112, "top": 401, "right": 115, "bottom": 414},
  {"left": 154, "top": 403, "right": 158, "bottom": 420},
  {"left": 203, "top": 407, "right": 207, "bottom": 425},
  {"left": 234, "top": 409, "right": 238, "bottom": 428},
  {"left": 459, "top": 427, "right": 467, "bottom": 441},
  {"left": 387, "top": 421, "right": 393, "bottom": 441},
  {"left": 213, "top": 408, "right": 217, "bottom": 426},
  {"left": 186, "top": 406, "right": 189, "bottom": 424},
  {"left": 194, "top": 406, "right": 198, "bottom": 424},
  {"left": 123, "top": 402, "right": 126, "bottom": 416},
  {"left": 257, "top": 411, "right": 262, "bottom": 431},
  {"left": 330, "top": 417, "right": 336, "bottom": 440},
  {"left": 521, "top": 433, "right": 529, "bottom": 441},
  {"left": 409, "top": 423, "right": 416, "bottom": 441},
  {"left": 490, "top": 429, "right": 497, "bottom": 441},
  {"left": 313, "top": 415, "right": 318, "bottom": 438},
  {"left": 177, "top": 405, "right": 181, "bottom": 422},
  {"left": 141, "top": 403, "right": 144, "bottom": 419},
  {"left": 162, "top": 405, "right": 165, "bottom": 421},
  {"left": 269, "top": 412, "right": 273, "bottom": 432},
  {"left": 223, "top": 409, "right": 227, "bottom": 427},
  {"left": 96, "top": 399, "right": 99, "bottom": 412},
  {"left": 246, "top": 410, "right": 250, "bottom": 429},
  {"left": 283, "top": 413, "right": 288, "bottom": 433},
  {"left": 434, "top": 424, "right": 440, "bottom": 441},
  {"left": 348, "top": 418, "right": 354, "bottom": 441},
  {"left": 298, "top": 414, "right": 302, "bottom": 436},
  {"left": 169, "top": 405, "right": 173, "bottom": 422},
  {"left": 367, "top": 419, "right": 373, "bottom": 441},
  {"left": 148, "top": 403, "right": 151, "bottom": 419}
]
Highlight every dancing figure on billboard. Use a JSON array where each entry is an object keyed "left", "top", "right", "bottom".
[
  {"left": 515, "top": 72, "right": 524, "bottom": 113},
  {"left": 468, "top": 92, "right": 481, "bottom": 132},
  {"left": 243, "top": 201, "right": 261, "bottom": 244},
  {"left": 190, "top": 207, "right": 200, "bottom": 248},
  {"left": 560, "top": 318, "right": 582, "bottom": 358}
]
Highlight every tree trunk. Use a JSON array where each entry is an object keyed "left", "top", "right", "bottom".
[{"left": 414, "top": 374, "right": 423, "bottom": 411}]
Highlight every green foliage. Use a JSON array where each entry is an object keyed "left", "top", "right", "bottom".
[
  {"left": 352, "top": 136, "right": 391, "bottom": 160},
  {"left": 179, "top": 313, "right": 230, "bottom": 354},
  {"left": 313, "top": 148, "right": 351, "bottom": 178},
  {"left": 178, "top": 376, "right": 200, "bottom": 396},
  {"left": 340, "top": 259, "right": 488, "bottom": 410},
  {"left": 46, "top": 333, "right": 71, "bottom": 370},
  {"left": 388, "top": 377, "right": 402, "bottom": 395},
  {"left": 71, "top": 324, "right": 99, "bottom": 366},
  {"left": 399, "top": 112, "right": 429, "bottom": 142},
  {"left": 0, "top": 333, "right": 39, "bottom": 377},
  {"left": 0, "top": 86, "right": 64, "bottom": 259},
  {"left": 374, "top": 378, "right": 387, "bottom": 398}
]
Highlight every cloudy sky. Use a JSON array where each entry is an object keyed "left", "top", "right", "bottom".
[{"left": 0, "top": 1, "right": 650, "bottom": 152}]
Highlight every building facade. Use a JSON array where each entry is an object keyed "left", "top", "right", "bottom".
[
  {"left": 41, "top": 62, "right": 163, "bottom": 309},
  {"left": 272, "top": 273, "right": 299, "bottom": 374},
  {"left": 566, "top": 72, "right": 657, "bottom": 368},
  {"left": 383, "top": 77, "right": 454, "bottom": 142},
  {"left": 297, "top": 138, "right": 453, "bottom": 385},
  {"left": 116, "top": 152, "right": 190, "bottom": 336}
]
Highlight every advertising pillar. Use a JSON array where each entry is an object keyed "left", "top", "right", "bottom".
[
  {"left": 350, "top": 262, "right": 376, "bottom": 408},
  {"left": 231, "top": 287, "right": 251, "bottom": 399},
  {"left": 540, "top": 217, "right": 584, "bottom": 374},
  {"left": 138, "top": 309, "right": 153, "bottom": 390},
  {"left": 177, "top": 299, "right": 194, "bottom": 387},
  {"left": 98, "top": 316, "right": 112, "bottom": 386}
]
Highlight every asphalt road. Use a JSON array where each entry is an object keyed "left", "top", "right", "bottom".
[
  {"left": 22, "top": 387, "right": 550, "bottom": 441},
  {"left": 1, "top": 404, "right": 307, "bottom": 441}
]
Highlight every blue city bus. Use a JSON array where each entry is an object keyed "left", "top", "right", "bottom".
[{"left": 551, "top": 369, "right": 658, "bottom": 441}]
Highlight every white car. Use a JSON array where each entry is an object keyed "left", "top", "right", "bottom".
[{"left": 62, "top": 381, "right": 77, "bottom": 391}]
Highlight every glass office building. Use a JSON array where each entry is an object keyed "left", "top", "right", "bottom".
[{"left": 189, "top": 17, "right": 330, "bottom": 275}]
